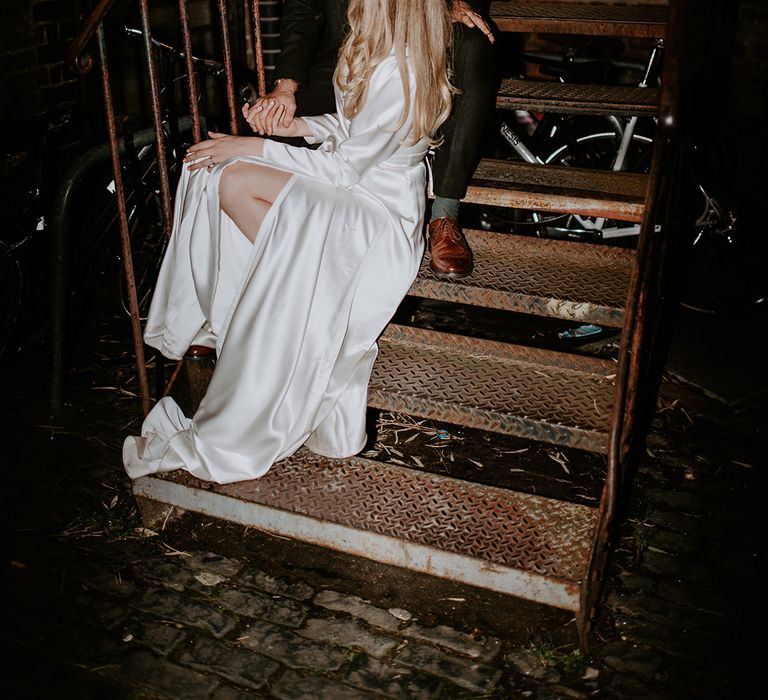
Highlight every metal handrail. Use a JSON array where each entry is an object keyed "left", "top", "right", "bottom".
[{"left": 66, "top": 0, "right": 119, "bottom": 74}]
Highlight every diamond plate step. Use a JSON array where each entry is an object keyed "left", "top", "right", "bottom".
[
  {"left": 412, "top": 229, "right": 633, "bottom": 328},
  {"left": 370, "top": 324, "right": 615, "bottom": 454},
  {"left": 490, "top": 1, "right": 668, "bottom": 38},
  {"left": 465, "top": 158, "right": 647, "bottom": 221},
  {"left": 134, "top": 450, "right": 599, "bottom": 610},
  {"left": 497, "top": 78, "right": 659, "bottom": 116}
]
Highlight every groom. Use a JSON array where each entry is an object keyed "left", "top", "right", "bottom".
[{"left": 245, "top": 0, "right": 496, "bottom": 280}]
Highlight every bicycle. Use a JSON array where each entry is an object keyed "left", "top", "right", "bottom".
[
  {"left": 479, "top": 37, "right": 761, "bottom": 315},
  {"left": 480, "top": 37, "right": 660, "bottom": 242}
]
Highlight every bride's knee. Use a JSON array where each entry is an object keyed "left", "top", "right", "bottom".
[{"left": 219, "top": 162, "right": 248, "bottom": 209}]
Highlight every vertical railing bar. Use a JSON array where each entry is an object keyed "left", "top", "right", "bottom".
[
  {"left": 138, "top": 0, "right": 174, "bottom": 238},
  {"left": 178, "top": 0, "right": 202, "bottom": 143},
  {"left": 250, "top": 0, "right": 266, "bottom": 97},
  {"left": 242, "top": 0, "right": 252, "bottom": 70},
  {"left": 96, "top": 25, "right": 151, "bottom": 416},
  {"left": 217, "top": 0, "right": 240, "bottom": 134}
]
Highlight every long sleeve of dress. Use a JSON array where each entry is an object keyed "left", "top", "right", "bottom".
[
  {"left": 300, "top": 113, "right": 340, "bottom": 142},
  {"left": 261, "top": 58, "right": 414, "bottom": 189}
]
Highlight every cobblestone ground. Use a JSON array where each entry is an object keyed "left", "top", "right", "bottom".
[{"left": 3, "top": 317, "right": 765, "bottom": 699}]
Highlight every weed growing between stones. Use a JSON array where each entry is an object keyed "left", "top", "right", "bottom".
[{"left": 526, "top": 635, "right": 589, "bottom": 676}]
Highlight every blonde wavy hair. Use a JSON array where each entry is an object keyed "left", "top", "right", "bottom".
[{"left": 333, "top": 0, "right": 455, "bottom": 146}]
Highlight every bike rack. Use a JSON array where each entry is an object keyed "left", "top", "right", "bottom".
[
  {"left": 48, "top": 116, "right": 196, "bottom": 416},
  {"left": 59, "top": 0, "right": 267, "bottom": 417}
]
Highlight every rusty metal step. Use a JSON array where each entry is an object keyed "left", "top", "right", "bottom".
[
  {"left": 412, "top": 229, "right": 633, "bottom": 328},
  {"left": 464, "top": 158, "right": 647, "bottom": 221},
  {"left": 497, "top": 78, "right": 659, "bottom": 116},
  {"left": 133, "top": 449, "right": 599, "bottom": 610},
  {"left": 490, "top": 1, "right": 667, "bottom": 38},
  {"left": 370, "top": 324, "right": 615, "bottom": 454},
  {"left": 167, "top": 260, "right": 626, "bottom": 425}
]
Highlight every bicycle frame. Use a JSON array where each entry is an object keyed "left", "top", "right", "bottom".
[
  {"left": 611, "top": 40, "right": 664, "bottom": 172},
  {"left": 499, "top": 39, "right": 666, "bottom": 240}
]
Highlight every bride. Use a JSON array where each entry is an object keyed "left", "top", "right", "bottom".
[{"left": 123, "top": 0, "right": 455, "bottom": 484}]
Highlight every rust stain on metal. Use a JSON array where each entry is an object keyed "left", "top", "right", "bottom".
[
  {"left": 249, "top": 0, "right": 267, "bottom": 97},
  {"left": 66, "top": 0, "right": 118, "bottom": 74},
  {"left": 367, "top": 325, "right": 615, "bottom": 453},
  {"left": 178, "top": 0, "right": 202, "bottom": 143},
  {"left": 490, "top": 2, "right": 667, "bottom": 38},
  {"left": 139, "top": 0, "right": 173, "bottom": 239},
  {"left": 409, "top": 228, "right": 631, "bottom": 327},
  {"left": 497, "top": 79, "right": 659, "bottom": 116},
  {"left": 465, "top": 187, "right": 644, "bottom": 222},
  {"left": 217, "top": 0, "right": 239, "bottom": 134},
  {"left": 158, "top": 450, "right": 599, "bottom": 583}
]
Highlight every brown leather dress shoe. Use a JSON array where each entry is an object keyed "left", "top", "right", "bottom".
[
  {"left": 185, "top": 345, "right": 216, "bottom": 359},
  {"left": 428, "top": 217, "right": 473, "bottom": 279}
]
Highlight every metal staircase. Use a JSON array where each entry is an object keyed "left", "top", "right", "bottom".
[{"left": 68, "top": 0, "right": 695, "bottom": 648}]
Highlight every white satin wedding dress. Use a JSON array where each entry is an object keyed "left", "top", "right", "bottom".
[{"left": 123, "top": 55, "right": 429, "bottom": 484}]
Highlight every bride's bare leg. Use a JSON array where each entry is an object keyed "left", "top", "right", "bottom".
[{"left": 219, "top": 161, "right": 291, "bottom": 243}]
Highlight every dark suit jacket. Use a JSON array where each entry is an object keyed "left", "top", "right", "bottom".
[
  {"left": 272, "top": 0, "right": 349, "bottom": 115},
  {"left": 272, "top": 0, "right": 490, "bottom": 117}
]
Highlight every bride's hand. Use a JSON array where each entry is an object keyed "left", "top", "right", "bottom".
[
  {"left": 241, "top": 103, "right": 305, "bottom": 139},
  {"left": 183, "top": 132, "right": 265, "bottom": 171}
]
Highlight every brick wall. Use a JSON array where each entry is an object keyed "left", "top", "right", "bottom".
[{"left": 0, "top": 0, "right": 81, "bottom": 121}]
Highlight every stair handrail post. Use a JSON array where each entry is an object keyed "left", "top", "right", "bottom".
[
  {"left": 95, "top": 22, "right": 152, "bottom": 415},
  {"left": 216, "top": 0, "right": 240, "bottom": 134},
  {"left": 249, "top": 0, "right": 267, "bottom": 97},
  {"left": 138, "top": 0, "right": 175, "bottom": 242},
  {"left": 178, "top": 0, "right": 203, "bottom": 144}
]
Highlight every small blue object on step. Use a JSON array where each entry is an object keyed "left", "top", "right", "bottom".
[{"left": 558, "top": 324, "right": 603, "bottom": 340}]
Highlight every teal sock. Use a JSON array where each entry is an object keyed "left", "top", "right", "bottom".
[{"left": 430, "top": 196, "right": 460, "bottom": 222}]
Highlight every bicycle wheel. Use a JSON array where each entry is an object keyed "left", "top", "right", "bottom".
[{"left": 531, "top": 130, "right": 654, "bottom": 242}]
